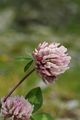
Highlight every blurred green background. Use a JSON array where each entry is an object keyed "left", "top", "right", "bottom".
[{"left": 0, "top": 0, "right": 80, "bottom": 120}]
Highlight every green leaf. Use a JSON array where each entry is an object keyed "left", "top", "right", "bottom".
[
  {"left": 24, "top": 60, "right": 33, "bottom": 72},
  {"left": 31, "top": 117, "right": 35, "bottom": 120},
  {"left": 16, "top": 56, "right": 33, "bottom": 61},
  {"left": 25, "top": 87, "right": 43, "bottom": 113},
  {"left": 32, "top": 113, "right": 54, "bottom": 120}
]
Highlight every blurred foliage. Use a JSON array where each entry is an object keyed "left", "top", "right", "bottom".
[
  {"left": 0, "top": 0, "right": 80, "bottom": 34},
  {"left": 0, "top": 0, "right": 80, "bottom": 119}
]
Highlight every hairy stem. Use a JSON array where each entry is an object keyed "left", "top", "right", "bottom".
[{"left": 4, "top": 68, "right": 35, "bottom": 102}]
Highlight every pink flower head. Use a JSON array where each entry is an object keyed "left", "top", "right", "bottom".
[
  {"left": 32, "top": 42, "right": 71, "bottom": 83},
  {"left": 1, "top": 96, "right": 33, "bottom": 120}
]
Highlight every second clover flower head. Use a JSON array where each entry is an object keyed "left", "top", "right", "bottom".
[
  {"left": 32, "top": 42, "right": 71, "bottom": 83},
  {"left": 1, "top": 96, "right": 33, "bottom": 120}
]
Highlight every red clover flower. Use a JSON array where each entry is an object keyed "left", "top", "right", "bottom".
[
  {"left": 33, "top": 42, "right": 71, "bottom": 83},
  {"left": 1, "top": 96, "right": 33, "bottom": 120}
]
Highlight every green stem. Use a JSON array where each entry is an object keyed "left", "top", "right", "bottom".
[{"left": 4, "top": 68, "right": 35, "bottom": 102}]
